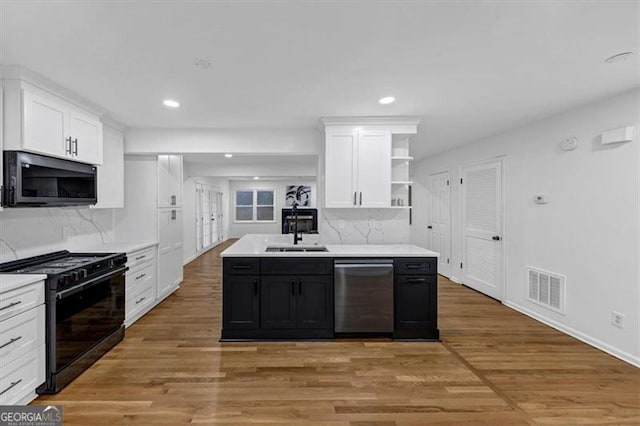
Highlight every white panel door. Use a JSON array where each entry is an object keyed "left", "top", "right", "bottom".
[
  {"left": 157, "top": 155, "right": 172, "bottom": 208},
  {"left": 195, "top": 186, "right": 203, "bottom": 253},
  {"left": 69, "top": 108, "right": 103, "bottom": 164},
  {"left": 211, "top": 190, "right": 220, "bottom": 244},
  {"left": 169, "top": 155, "right": 183, "bottom": 206},
  {"left": 461, "top": 160, "right": 503, "bottom": 300},
  {"left": 356, "top": 130, "right": 391, "bottom": 208},
  {"left": 428, "top": 171, "right": 451, "bottom": 278},
  {"left": 325, "top": 130, "right": 357, "bottom": 208},
  {"left": 202, "top": 187, "right": 212, "bottom": 248},
  {"left": 172, "top": 208, "right": 184, "bottom": 285},
  {"left": 22, "top": 89, "right": 68, "bottom": 158},
  {"left": 157, "top": 209, "right": 173, "bottom": 298}
]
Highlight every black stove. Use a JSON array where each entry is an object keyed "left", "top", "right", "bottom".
[
  {"left": 0, "top": 250, "right": 128, "bottom": 394},
  {"left": 0, "top": 251, "right": 126, "bottom": 291}
]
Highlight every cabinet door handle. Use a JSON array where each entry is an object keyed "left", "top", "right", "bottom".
[
  {"left": 171, "top": 195, "right": 177, "bottom": 205},
  {"left": 171, "top": 210, "right": 176, "bottom": 220},
  {"left": 0, "top": 379, "right": 22, "bottom": 396},
  {"left": 359, "top": 192, "right": 362, "bottom": 206},
  {"left": 65, "top": 137, "right": 73, "bottom": 155},
  {"left": 73, "top": 138, "right": 79, "bottom": 156},
  {"left": 407, "top": 277, "right": 426, "bottom": 283},
  {"left": 254, "top": 279, "right": 258, "bottom": 296},
  {"left": 135, "top": 273, "right": 146, "bottom": 280},
  {"left": 298, "top": 280, "right": 302, "bottom": 295},
  {"left": 0, "top": 301, "right": 21, "bottom": 311},
  {"left": 406, "top": 264, "right": 423, "bottom": 270},
  {"left": 135, "top": 296, "right": 146, "bottom": 305},
  {"left": 233, "top": 265, "right": 251, "bottom": 270},
  {"left": 291, "top": 280, "right": 295, "bottom": 295},
  {"left": 135, "top": 255, "right": 146, "bottom": 261},
  {"left": 353, "top": 192, "right": 357, "bottom": 206},
  {"left": 0, "top": 336, "right": 22, "bottom": 350}
]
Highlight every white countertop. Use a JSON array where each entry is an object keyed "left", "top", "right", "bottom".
[
  {"left": 0, "top": 274, "right": 47, "bottom": 295},
  {"left": 81, "top": 241, "right": 158, "bottom": 254},
  {"left": 220, "top": 234, "right": 439, "bottom": 258}
]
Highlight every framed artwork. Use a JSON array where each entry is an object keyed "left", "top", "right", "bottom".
[{"left": 286, "top": 185, "right": 312, "bottom": 206}]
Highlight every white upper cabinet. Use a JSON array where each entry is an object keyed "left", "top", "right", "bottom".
[
  {"left": 324, "top": 128, "right": 357, "bottom": 208},
  {"left": 324, "top": 128, "right": 391, "bottom": 208},
  {"left": 69, "top": 108, "right": 103, "bottom": 165},
  {"left": 92, "top": 126, "right": 124, "bottom": 209},
  {"left": 3, "top": 79, "right": 103, "bottom": 165},
  {"left": 22, "top": 88, "right": 69, "bottom": 158},
  {"left": 357, "top": 130, "right": 392, "bottom": 208},
  {"left": 322, "top": 117, "right": 419, "bottom": 209},
  {"left": 157, "top": 154, "right": 183, "bottom": 208}
]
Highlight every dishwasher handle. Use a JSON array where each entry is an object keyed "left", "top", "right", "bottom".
[{"left": 335, "top": 264, "right": 393, "bottom": 269}]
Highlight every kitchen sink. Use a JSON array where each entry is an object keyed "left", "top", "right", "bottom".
[{"left": 265, "top": 246, "right": 328, "bottom": 253}]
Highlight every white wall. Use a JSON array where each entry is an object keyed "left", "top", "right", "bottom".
[
  {"left": 411, "top": 88, "right": 640, "bottom": 366},
  {"left": 0, "top": 207, "right": 115, "bottom": 262},
  {"left": 182, "top": 176, "right": 230, "bottom": 264},
  {"left": 228, "top": 179, "right": 316, "bottom": 238}
]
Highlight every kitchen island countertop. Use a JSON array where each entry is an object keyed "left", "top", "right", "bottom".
[{"left": 220, "top": 234, "right": 439, "bottom": 258}]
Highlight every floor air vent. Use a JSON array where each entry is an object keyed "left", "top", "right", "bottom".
[{"left": 527, "top": 267, "right": 565, "bottom": 314}]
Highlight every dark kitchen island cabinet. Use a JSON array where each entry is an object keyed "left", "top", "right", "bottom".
[
  {"left": 221, "top": 258, "right": 334, "bottom": 340},
  {"left": 220, "top": 249, "right": 439, "bottom": 341}
]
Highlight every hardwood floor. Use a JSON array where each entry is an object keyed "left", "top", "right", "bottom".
[{"left": 35, "top": 240, "right": 640, "bottom": 425}]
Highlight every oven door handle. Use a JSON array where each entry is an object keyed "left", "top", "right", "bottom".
[{"left": 56, "top": 266, "right": 128, "bottom": 300}]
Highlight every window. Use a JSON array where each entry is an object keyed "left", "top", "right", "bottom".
[{"left": 234, "top": 189, "right": 275, "bottom": 222}]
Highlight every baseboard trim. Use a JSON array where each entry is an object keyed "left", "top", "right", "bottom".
[{"left": 504, "top": 300, "right": 640, "bottom": 368}]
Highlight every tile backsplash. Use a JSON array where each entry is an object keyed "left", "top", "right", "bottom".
[
  {"left": 319, "top": 209, "right": 411, "bottom": 244},
  {"left": 0, "top": 207, "right": 114, "bottom": 263}
]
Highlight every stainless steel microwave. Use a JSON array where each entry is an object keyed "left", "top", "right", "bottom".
[{"left": 2, "top": 151, "right": 97, "bottom": 207}]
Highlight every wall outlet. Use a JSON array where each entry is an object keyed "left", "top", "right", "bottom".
[{"left": 611, "top": 311, "right": 624, "bottom": 329}]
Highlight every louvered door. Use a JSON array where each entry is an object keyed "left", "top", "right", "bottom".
[{"left": 461, "top": 160, "right": 503, "bottom": 300}]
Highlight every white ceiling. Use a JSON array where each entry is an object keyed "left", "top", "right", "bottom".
[{"left": 1, "top": 1, "right": 638, "bottom": 159}]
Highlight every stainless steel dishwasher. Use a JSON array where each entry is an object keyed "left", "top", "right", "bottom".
[{"left": 334, "top": 259, "right": 394, "bottom": 333}]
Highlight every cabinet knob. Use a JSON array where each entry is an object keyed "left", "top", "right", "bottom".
[{"left": 492, "top": 235, "right": 501, "bottom": 241}]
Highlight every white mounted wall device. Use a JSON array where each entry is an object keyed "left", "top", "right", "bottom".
[{"left": 601, "top": 126, "right": 635, "bottom": 145}]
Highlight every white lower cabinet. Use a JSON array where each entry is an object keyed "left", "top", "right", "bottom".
[
  {"left": 157, "top": 208, "right": 183, "bottom": 300},
  {"left": 0, "top": 279, "right": 46, "bottom": 405},
  {"left": 124, "top": 246, "right": 158, "bottom": 327}
]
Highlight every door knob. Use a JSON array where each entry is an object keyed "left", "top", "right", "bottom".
[{"left": 492, "top": 235, "right": 501, "bottom": 241}]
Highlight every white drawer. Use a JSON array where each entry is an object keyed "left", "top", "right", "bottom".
[
  {"left": 127, "top": 247, "right": 155, "bottom": 268},
  {"left": 126, "top": 282, "right": 154, "bottom": 320},
  {"left": 0, "top": 281, "right": 45, "bottom": 322},
  {"left": 126, "top": 262, "right": 155, "bottom": 297},
  {"left": 0, "top": 305, "right": 45, "bottom": 368},
  {"left": 0, "top": 344, "right": 45, "bottom": 405}
]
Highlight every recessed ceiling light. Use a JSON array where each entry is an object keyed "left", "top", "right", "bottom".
[
  {"left": 224, "top": 153, "right": 233, "bottom": 158},
  {"left": 193, "top": 58, "right": 212, "bottom": 70},
  {"left": 605, "top": 52, "right": 634, "bottom": 64},
  {"left": 163, "top": 99, "right": 180, "bottom": 108},
  {"left": 379, "top": 96, "right": 395, "bottom": 105},
  {"left": 253, "top": 176, "right": 260, "bottom": 180}
]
